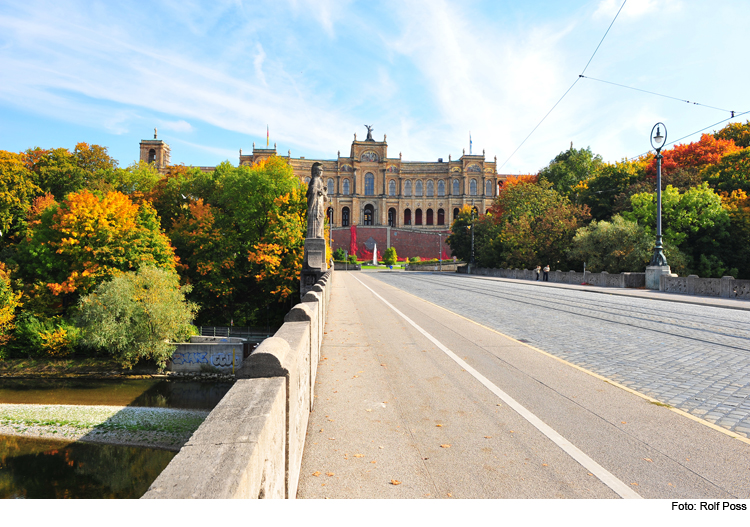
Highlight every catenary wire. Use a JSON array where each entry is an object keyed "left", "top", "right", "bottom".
[
  {"left": 628, "top": 109, "right": 750, "bottom": 161},
  {"left": 579, "top": 75, "right": 735, "bottom": 115},
  {"left": 498, "top": 0, "right": 627, "bottom": 171}
]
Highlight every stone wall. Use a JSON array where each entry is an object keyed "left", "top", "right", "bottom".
[
  {"left": 405, "top": 262, "right": 462, "bottom": 272},
  {"left": 660, "top": 274, "right": 750, "bottom": 299},
  {"left": 170, "top": 337, "right": 247, "bottom": 373},
  {"left": 142, "top": 269, "right": 333, "bottom": 500},
  {"left": 457, "top": 266, "right": 645, "bottom": 288},
  {"left": 331, "top": 225, "right": 450, "bottom": 260}
]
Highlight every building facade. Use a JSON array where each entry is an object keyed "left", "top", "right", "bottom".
[
  {"left": 140, "top": 129, "right": 509, "bottom": 258},
  {"left": 238, "top": 131, "right": 506, "bottom": 230}
]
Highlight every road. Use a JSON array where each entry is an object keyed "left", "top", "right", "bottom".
[{"left": 297, "top": 271, "right": 750, "bottom": 499}]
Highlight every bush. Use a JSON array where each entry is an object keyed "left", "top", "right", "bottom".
[
  {"left": 347, "top": 255, "right": 357, "bottom": 264},
  {"left": 7, "top": 314, "right": 81, "bottom": 358},
  {"left": 332, "top": 248, "right": 346, "bottom": 261},
  {"left": 383, "top": 247, "right": 397, "bottom": 266},
  {"left": 77, "top": 266, "right": 198, "bottom": 370},
  {"left": 408, "top": 256, "right": 421, "bottom": 263}
]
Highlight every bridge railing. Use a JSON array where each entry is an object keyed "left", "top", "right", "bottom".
[{"left": 143, "top": 268, "right": 333, "bottom": 499}]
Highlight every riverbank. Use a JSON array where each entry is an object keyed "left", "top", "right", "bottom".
[
  {"left": 0, "top": 404, "right": 209, "bottom": 451},
  {"left": 0, "top": 358, "right": 235, "bottom": 381}
]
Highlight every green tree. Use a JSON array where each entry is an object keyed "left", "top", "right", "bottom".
[
  {"left": 538, "top": 146, "right": 602, "bottom": 197},
  {"left": 446, "top": 205, "right": 498, "bottom": 264},
  {"left": 569, "top": 215, "right": 653, "bottom": 273},
  {"left": 0, "top": 263, "right": 21, "bottom": 352},
  {"left": 76, "top": 266, "right": 197, "bottom": 370},
  {"left": 577, "top": 159, "right": 646, "bottom": 221},
  {"left": 625, "top": 183, "right": 732, "bottom": 276},
  {"left": 0, "top": 151, "right": 40, "bottom": 243}
]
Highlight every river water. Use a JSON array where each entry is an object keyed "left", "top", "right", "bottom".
[{"left": 0, "top": 377, "right": 233, "bottom": 499}]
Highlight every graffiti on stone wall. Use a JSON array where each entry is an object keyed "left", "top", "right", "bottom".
[{"left": 172, "top": 351, "right": 209, "bottom": 365}]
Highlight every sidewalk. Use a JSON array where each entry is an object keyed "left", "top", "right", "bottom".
[{"left": 448, "top": 271, "right": 750, "bottom": 312}]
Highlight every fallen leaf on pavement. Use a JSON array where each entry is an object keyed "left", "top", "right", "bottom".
[
  {"left": 391, "top": 480, "right": 401, "bottom": 485},
  {"left": 312, "top": 471, "right": 321, "bottom": 477},
  {"left": 327, "top": 472, "right": 334, "bottom": 477},
  {"left": 441, "top": 444, "right": 451, "bottom": 448},
  {"left": 484, "top": 436, "right": 492, "bottom": 439},
  {"left": 436, "top": 424, "right": 443, "bottom": 427},
  {"left": 354, "top": 454, "right": 364, "bottom": 458},
  {"left": 643, "top": 458, "right": 653, "bottom": 463}
]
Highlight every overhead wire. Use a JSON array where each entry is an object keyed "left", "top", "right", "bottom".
[
  {"left": 498, "top": 0, "right": 628, "bottom": 171},
  {"left": 579, "top": 75, "right": 736, "bottom": 115},
  {"left": 628, "top": 109, "right": 750, "bottom": 161}
]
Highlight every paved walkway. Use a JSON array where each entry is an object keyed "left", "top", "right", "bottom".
[
  {"left": 297, "top": 271, "right": 750, "bottom": 499},
  {"left": 371, "top": 271, "right": 750, "bottom": 438}
]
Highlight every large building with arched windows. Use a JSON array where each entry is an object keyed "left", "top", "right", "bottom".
[{"left": 141, "top": 129, "right": 509, "bottom": 259}]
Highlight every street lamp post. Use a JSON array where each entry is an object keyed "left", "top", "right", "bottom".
[
  {"left": 438, "top": 232, "right": 442, "bottom": 272},
  {"left": 646, "top": 122, "right": 672, "bottom": 289}
]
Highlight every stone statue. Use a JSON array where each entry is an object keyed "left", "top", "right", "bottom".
[
  {"left": 306, "top": 162, "right": 327, "bottom": 239},
  {"left": 365, "top": 124, "right": 374, "bottom": 141},
  {"left": 154, "top": 128, "right": 158, "bottom": 139}
]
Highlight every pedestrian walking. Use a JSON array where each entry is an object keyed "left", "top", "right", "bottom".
[
  {"left": 535, "top": 265, "right": 541, "bottom": 280},
  {"left": 543, "top": 264, "right": 550, "bottom": 281}
]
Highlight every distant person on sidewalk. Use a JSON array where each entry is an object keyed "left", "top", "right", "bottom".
[
  {"left": 543, "top": 265, "right": 550, "bottom": 281},
  {"left": 535, "top": 265, "right": 541, "bottom": 280}
]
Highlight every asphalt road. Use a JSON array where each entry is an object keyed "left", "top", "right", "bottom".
[{"left": 296, "top": 271, "right": 750, "bottom": 499}]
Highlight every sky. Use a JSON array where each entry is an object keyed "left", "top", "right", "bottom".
[{"left": 1, "top": 0, "right": 749, "bottom": 175}]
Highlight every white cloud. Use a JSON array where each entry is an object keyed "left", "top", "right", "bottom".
[
  {"left": 594, "top": 0, "right": 682, "bottom": 20},
  {"left": 253, "top": 44, "right": 267, "bottom": 86},
  {"left": 158, "top": 120, "right": 194, "bottom": 133}
]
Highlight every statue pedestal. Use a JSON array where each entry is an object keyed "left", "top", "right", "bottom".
[
  {"left": 301, "top": 238, "right": 328, "bottom": 299},
  {"left": 645, "top": 265, "right": 674, "bottom": 290}
]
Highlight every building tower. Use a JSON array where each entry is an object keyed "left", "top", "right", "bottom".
[{"left": 139, "top": 128, "right": 171, "bottom": 171}]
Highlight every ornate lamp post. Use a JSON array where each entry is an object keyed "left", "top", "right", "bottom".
[
  {"left": 650, "top": 123, "right": 668, "bottom": 267},
  {"left": 645, "top": 122, "right": 673, "bottom": 289}
]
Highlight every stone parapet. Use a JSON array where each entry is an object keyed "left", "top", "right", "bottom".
[
  {"left": 143, "top": 268, "right": 334, "bottom": 500},
  {"left": 457, "top": 266, "right": 645, "bottom": 288},
  {"left": 660, "top": 274, "right": 750, "bottom": 299}
]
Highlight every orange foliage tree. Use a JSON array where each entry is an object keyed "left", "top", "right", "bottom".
[
  {"left": 15, "top": 190, "right": 177, "bottom": 312},
  {"left": 646, "top": 134, "right": 741, "bottom": 178}
]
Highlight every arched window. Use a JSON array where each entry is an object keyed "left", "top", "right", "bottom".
[
  {"left": 415, "top": 208, "right": 423, "bottom": 225},
  {"left": 426, "top": 208, "right": 434, "bottom": 225},
  {"left": 342, "top": 207, "right": 350, "bottom": 227},
  {"left": 364, "top": 204, "right": 374, "bottom": 225},
  {"left": 404, "top": 208, "right": 412, "bottom": 225},
  {"left": 437, "top": 208, "right": 445, "bottom": 225},
  {"left": 485, "top": 180, "right": 493, "bottom": 196},
  {"left": 404, "top": 180, "right": 412, "bottom": 197},
  {"left": 365, "top": 173, "right": 375, "bottom": 196},
  {"left": 327, "top": 178, "right": 334, "bottom": 195},
  {"left": 343, "top": 178, "right": 350, "bottom": 195},
  {"left": 453, "top": 208, "right": 459, "bottom": 221},
  {"left": 388, "top": 180, "right": 396, "bottom": 196},
  {"left": 148, "top": 149, "right": 156, "bottom": 163},
  {"left": 327, "top": 207, "right": 334, "bottom": 225},
  {"left": 388, "top": 208, "right": 396, "bottom": 227},
  {"left": 438, "top": 180, "right": 445, "bottom": 197},
  {"left": 453, "top": 179, "right": 460, "bottom": 195},
  {"left": 470, "top": 179, "right": 477, "bottom": 196},
  {"left": 415, "top": 180, "right": 423, "bottom": 196},
  {"left": 426, "top": 180, "right": 434, "bottom": 197}
]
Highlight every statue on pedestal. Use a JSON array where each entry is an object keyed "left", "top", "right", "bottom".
[
  {"left": 365, "top": 124, "right": 374, "bottom": 141},
  {"left": 306, "top": 162, "right": 327, "bottom": 239}
]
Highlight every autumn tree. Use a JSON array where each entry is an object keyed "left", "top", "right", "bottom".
[
  {"left": 15, "top": 190, "right": 177, "bottom": 312},
  {"left": 0, "top": 263, "right": 22, "bottom": 352},
  {"left": 721, "top": 190, "right": 750, "bottom": 279},
  {"left": 715, "top": 120, "right": 750, "bottom": 148},
  {"left": 701, "top": 148, "right": 750, "bottom": 195},
  {"left": 645, "top": 134, "right": 740, "bottom": 179},
  {"left": 577, "top": 158, "right": 647, "bottom": 221}
]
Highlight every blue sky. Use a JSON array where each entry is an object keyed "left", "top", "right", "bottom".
[{"left": 1, "top": 0, "right": 748, "bottom": 174}]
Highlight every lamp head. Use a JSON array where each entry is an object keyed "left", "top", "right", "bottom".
[{"left": 650, "top": 122, "right": 667, "bottom": 152}]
